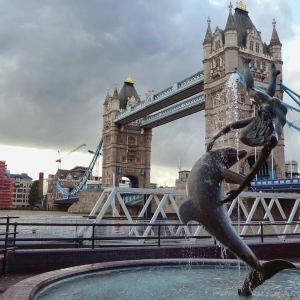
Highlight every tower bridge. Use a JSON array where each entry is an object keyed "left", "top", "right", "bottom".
[{"left": 53, "top": 1, "right": 300, "bottom": 210}]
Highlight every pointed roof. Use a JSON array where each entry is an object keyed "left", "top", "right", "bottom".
[
  {"left": 104, "top": 88, "right": 110, "bottom": 105},
  {"left": 233, "top": 5, "right": 255, "bottom": 47},
  {"left": 203, "top": 17, "right": 213, "bottom": 44},
  {"left": 269, "top": 19, "right": 282, "bottom": 47},
  {"left": 225, "top": 2, "right": 236, "bottom": 31},
  {"left": 113, "top": 83, "right": 118, "bottom": 98},
  {"left": 118, "top": 75, "right": 140, "bottom": 110}
]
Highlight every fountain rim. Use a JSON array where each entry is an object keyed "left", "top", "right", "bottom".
[{"left": 3, "top": 258, "right": 300, "bottom": 300}]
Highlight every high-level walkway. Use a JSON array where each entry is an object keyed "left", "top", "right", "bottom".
[{"left": 114, "top": 70, "right": 204, "bottom": 125}]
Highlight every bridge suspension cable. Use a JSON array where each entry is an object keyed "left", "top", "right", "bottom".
[{"left": 55, "top": 137, "right": 103, "bottom": 197}]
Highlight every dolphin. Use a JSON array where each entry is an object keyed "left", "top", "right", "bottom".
[
  {"left": 179, "top": 147, "right": 295, "bottom": 296},
  {"left": 267, "top": 62, "right": 281, "bottom": 97}
]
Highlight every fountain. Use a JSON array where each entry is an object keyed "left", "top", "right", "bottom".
[
  {"left": 179, "top": 56, "right": 296, "bottom": 296},
  {"left": 34, "top": 260, "right": 300, "bottom": 299},
  {"left": 3, "top": 48, "right": 300, "bottom": 300}
]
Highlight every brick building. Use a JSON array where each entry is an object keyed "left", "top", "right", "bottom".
[{"left": 0, "top": 161, "right": 14, "bottom": 208}]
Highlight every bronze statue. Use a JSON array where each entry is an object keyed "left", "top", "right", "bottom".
[
  {"left": 179, "top": 146, "right": 295, "bottom": 296},
  {"left": 207, "top": 57, "right": 287, "bottom": 203}
]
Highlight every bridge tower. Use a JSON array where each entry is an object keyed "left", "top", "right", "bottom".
[
  {"left": 101, "top": 76, "right": 152, "bottom": 188},
  {"left": 203, "top": 1, "right": 284, "bottom": 179}
]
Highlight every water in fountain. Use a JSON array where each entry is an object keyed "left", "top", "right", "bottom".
[
  {"left": 209, "top": 73, "right": 245, "bottom": 285},
  {"left": 35, "top": 265, "right": 300, "bottom": 300}
]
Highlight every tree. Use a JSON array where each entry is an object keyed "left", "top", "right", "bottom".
[{"left": 28, "top": 180, "right": 39, "bottom": 207}]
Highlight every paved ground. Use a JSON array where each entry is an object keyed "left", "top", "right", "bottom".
[{"left": 0, "top": 272, "right": 40, "bottom": 294}]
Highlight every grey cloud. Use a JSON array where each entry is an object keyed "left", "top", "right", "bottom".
[{"left": 0, "top": 0, "right": 296, "bottom": 182}]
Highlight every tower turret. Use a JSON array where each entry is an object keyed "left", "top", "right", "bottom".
[
  {"left": 203, "top": 17, "right": 213, "bottom": 83},
  {"left": 268, "top": 19, "right": 283, "bottom": 99},
  {"left": 224, "top": 2, "right": 238, "bottom": 74}
]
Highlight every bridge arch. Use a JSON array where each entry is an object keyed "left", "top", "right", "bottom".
[{"left": 118, "top": 175, "right": 140, "bottom": 188}]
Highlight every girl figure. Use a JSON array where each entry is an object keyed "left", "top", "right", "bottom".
[{"left": 207, "top": 57, "right": 287, "bottom": 204}]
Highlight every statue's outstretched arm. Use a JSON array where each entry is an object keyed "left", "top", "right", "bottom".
[{"left": 207, "top": 118, "right": 253, "bottom": 152}]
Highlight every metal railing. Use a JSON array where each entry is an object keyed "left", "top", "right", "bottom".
[
  {"left": 0, "top": 216, "right": 19, "bottom": 273},
  {"left": 0, "top": 218, "right": 300, "bottom": 249}
]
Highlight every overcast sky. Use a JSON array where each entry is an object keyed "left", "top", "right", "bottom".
[{"left": 1, "top": 0, "right": 300, "bottom": 186}]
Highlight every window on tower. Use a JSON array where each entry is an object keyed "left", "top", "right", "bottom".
[
  {"left": 256, "top": 43, "right": 259, "bottom": 53},
  {"left": 250, "top": 41, "right": 253, "bottom": 51}
]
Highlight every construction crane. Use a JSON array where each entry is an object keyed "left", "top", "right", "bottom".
[{"left": 56, "top": 144, "right": 86, "bottom": 169}]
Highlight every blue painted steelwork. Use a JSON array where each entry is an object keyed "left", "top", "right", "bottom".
[
  {"left": 114, "top": 70, "right": 204, "bottom": 123},
  {"left": 249, "top": 177, "right": 300, "bottom": 192},
  {"left": 280, "top": 81, "right": 300, "bottom": 107},
  {"left": 140, "top": 92, "right": 205, "bottom": 128},
  {"left": 54, "top": 196, "right": 79, "bottom": 204},
  {"left": 234, "top": 69, "right": 300, "bottom": 132},
  {"left": 122, "top": 194, "right": 144, "bottom": 205},
  {"left": 55, "top": 137, "right": 103, "bottom": 197},
  {"left": 55, "top": 192, "right": 142, "bottom": 206}
]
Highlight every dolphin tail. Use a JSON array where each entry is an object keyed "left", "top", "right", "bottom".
[{"left": 238, "top": 259, "right": 296, "bottom": 296}]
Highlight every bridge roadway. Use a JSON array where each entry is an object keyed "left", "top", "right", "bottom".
[{"left": 114, "top": 70, "right": 204, "bottom": 125}]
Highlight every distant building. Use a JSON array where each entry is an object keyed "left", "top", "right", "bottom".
[
  {"left": 10, "top": 173, "right": 33, "bottom": 208},
  {"left": 285, "top": 160, "right": 299, "bottom": 178},
  {"left": 0, "top": 161, "right": 14, "bottom": 208},
  {"left": 175, "top": 170, "right": 190, "bottom": 207},
  {"left": 47, "top": 166, "right": 99, "bottom": 210}
]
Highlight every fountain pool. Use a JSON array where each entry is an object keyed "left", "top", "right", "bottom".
[{"left": 28, "top": 259, "right": 299, "bottom": 300}]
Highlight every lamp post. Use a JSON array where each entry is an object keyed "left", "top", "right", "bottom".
[{"left": 111, "top": 172, "right": 116, "bottom": 218}]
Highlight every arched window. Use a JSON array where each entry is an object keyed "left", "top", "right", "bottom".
[
  {"left": 262, "top": 62, "right": 266, "bottom": 71},
  {"left": 256, "top": 61, "right": 260, "bottom": 69},
  {"left": 250, "top": 41, "right": 254, "bottom": 51},
  {"left": 216, "top": 58, "right": 220, "bottom": 67},
  {"left": 256, "top": 43, "right": 259, "bottom": 53}
]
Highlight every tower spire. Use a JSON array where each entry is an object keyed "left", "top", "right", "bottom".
[
  {"left": 225, "top": 2, "right": 236, "bottom": 31},
  {"left": 104, "top": 88, "right": 110, "bottom": 105},
  {"left": 269, "top": 19, "right": 282, "bottom": 46},
  {"left": 113, "top": 83, "right": 118, "bottom": 98},
  {"left": 203, "top": 17, "right": 213, "bottom": 44}
]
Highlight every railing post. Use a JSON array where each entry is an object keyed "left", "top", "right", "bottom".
[
  {"left": 3, "top": 216, "right": 10, "bottom": 274},
  {"left": 158, "top": 224, "right": 161, "bottom": 247},
  {"left": 4, "top": 216, "right": 9, "bottom": 249},
  {"left": 13, "top": 223, "right": 17, "bottom": 248},
  {"left": 92, "top": 225, "right": 95, "bottom": 249},
  {"left": 260, "top": 222, "right": 264, "bottom": 243}
]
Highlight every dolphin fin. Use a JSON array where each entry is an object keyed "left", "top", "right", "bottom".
[
  {"left": 179, "top": 199, "right": 197, "bottom": 225},
  {"left": 239, "top": 259, "right": 296, "bottom": 296}
]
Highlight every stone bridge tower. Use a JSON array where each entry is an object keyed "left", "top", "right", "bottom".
[
  {"left": 101, "top": 75, "right": 152, "bottom": 188},
  {"left": 203, "top": 1, "right": 284, "bottom": 179}
]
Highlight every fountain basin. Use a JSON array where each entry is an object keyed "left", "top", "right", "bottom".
[{"left": 2, "top": 259, "right": 300, "bottom": 299}]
